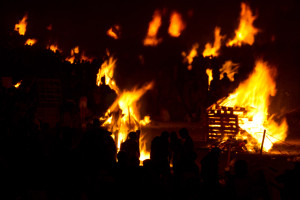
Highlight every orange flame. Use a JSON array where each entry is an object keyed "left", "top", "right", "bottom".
[
  {"left": 227, "top": 2, "right": 259, "bottom": 47},
  {"left": 168, "top": 11, "right": 185, "bottom": 37},
  {"left": 182, "top": 43, "right": 199, "bottom": 70},
  {"left": 14, "top": 15, "right": 27, "bottom": 35},
  {"left": 144, "top": 10, "right": 162, "bottom": 46},
  {"left": 107, "top": 25, "right": 120, "bottom": 39},
  {"left": 206, "top": 68, "right": 213, "bottom": 90},
  {"left": 214, "top": 60, "right": 288, "bottom": 152},
  {"left": 203, "top": 27, "right": 224, "bottom": 58},
  {"left": 14, "top": 80, "right": 22, "bottom": 88},
  {"left": 66, "top": 46, "right": 79, "bottom": 64},
  {"left": 48, "top": 44, "right": 61, "bottom": 53},
  {"left": 220, "top": 60, "right": 239, "bottom": 81},
  {"left": 25, "top": 38, "right": 37, "bottom": 46}
]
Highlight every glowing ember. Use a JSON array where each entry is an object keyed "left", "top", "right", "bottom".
[
  {"left": 206, "top": 68, "right": 213, "bottom": 90},
  {"left": 14, "top": 14, "right": 27, "bottom": 35},
  {"left": 227, "top": 2, "right": 259, "bottom": 47},
  {"left": 168, "top": 11, "right": 185, "bottom": 37},
  {"left": 14, "top": 80, "right": 22, "bottom": 88},
  {"left": 48, "top": 44, "right": 60, "bottom": 53},
  {"left": 25, "top": 38, "right": 37, "bottom": 46},
  {"left": 107, "top": 25, "right": 120, "bottom": 39},
  {"left": 214, "top": 59, "right": 288, "bottom": 152},
  {"left": 182, "top": 43, "right": 199, "bottom": 70},
  {"left": 144, "top": 10, "right": 162, "bottom": 46},
  {"left": 220, "top": 60, "right": 240, "bottom": 81},
  {"left": 203, "top": 27, "right": 224, "bottom": 58}
]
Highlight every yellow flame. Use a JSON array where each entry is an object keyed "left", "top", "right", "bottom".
[
  {"left": 96, "top": 55, "right": 119, "bottom": 94},
  {"left": 206, "top": 68, "right": 213, "bottom": 90},
  {"left": 215, "top": 60, "right": 288, "bottom": 152},
  {"left": 168, "top": 11, "right": 185, "bottom": 37},
  {"left": 25, "top": 38, "right": 37, "bottom": 46},
  {"left": 107, "top": 25, "right": 120, "bottom": 39},
  {"left": 227, "top": 2, "right": 259, "bottom": 47},
  {"left": 144, "top": 10, "right": 162, "bottom": 46},
  {"left": 203, "top": 27, "right": 224, "bottom": 58},
  {"left": 48, "top": 44, "right": 60, "bottom": 53},
  {"left": 14, "top": 15, "right": 27, "bottom": 35},
  {"left": 14, "top": 80, "right": 22, "bottom": 88},
  {"left": 220, "top": 60, "right": 240, "bottom": 81}
]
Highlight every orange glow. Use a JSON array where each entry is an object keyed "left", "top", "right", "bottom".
[
  {"left": 168, "top": 11, "right": 185, "bottom": 37},
  {"left": 206, "top": 68, "right": 213, "bottom": 90},
  {"left": 212, "top": 60, "right": 288, "bottom": 152},
  {"left": 107, "top": 25, "right": 120, "bottom": 39},
  {"left": 203, "top": 27, "right": 224, "bottom": 58},
  {"left": 81, "top": 52, "right": 93, "bottom": 63},
  {"left": 227, "top": 2, "right": 259, "bottom": 47},
  {"left": 48, "top": 44, "right": 60, "bottom": 53},
  {"left": 220, "top": 60, "right": 239, "bottom": 81},
  {"left": 25, "top": 38, "right": 37, "bottom": 46},
  {"left": 46, "top": 24, "right": 52, "bottom": 31},
  {"left": 14, "top": 80, "right": 22, "bottom": 88},
  {"left": 182, "top": 43, "right": 199, "bottom": 70},
  {"left": 14, "top": 15, "right": 27, "bottom": 35},
  {"left": 144, "top": 10, "right": 162, "bottom": 46},
  {"left": 66, "top": 46, "right": 79, "bottom": 64}
]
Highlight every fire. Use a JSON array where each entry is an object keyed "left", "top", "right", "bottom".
[
  {"left": 203, "top": 27, "right": 224, "bottom": 58},
  {"left": 66, "top": 46, "right": 79, "bottom": 64},
  {"left": 81, "top": 51, "right": 93, "bottom": 63},
  {"left": 168, "top": 11, "right": 185, "bottom": 37},
  {"left": 215, "top": 60, "right": 288, "bottom": 152},
  {"left": 97, "top": 54, "right": 154, "bottom": 163},
  {"left": 14, "top": 80, "right": 22, "bottom": 88},
  {"left": 48, "top": 44, "right": 60, "bottom": 53},
  {"left": 206, "top": 68, "right": 213, "bottom": 90},
  {"left": 14, "top": 14, "right": 27, "bottom": 35},
  {"left": 144, "top": 10, "right": 162, "bottom": 46},
  {"left": 107, "top": 25, "right": 120, "bottom": 39},
  {"left": 227, "top": 2, "right": 259, "bottom": 47},
  {"left": 25, "top": 38, "right": 37, "bottom": 46},
  {"left": 220, "top": 60, "right": 239, "bottom": 81},
  {"left": 182, "top": 43, "right": 199, "bottom": 70}
]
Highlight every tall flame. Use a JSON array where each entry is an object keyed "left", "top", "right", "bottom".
[
  {"left": 227, "top": 2, "right": 259, "bottom": 47},
  {"left": 144, "top": 10, "right": 162, "bottom": 46},
  {"left": 220, "top": 60, "right": 240, "bottom": 81},
  {"left": 168, "top": 11, "right": 185, "bottom": 37},
  {"left": 97, "top": 55, "right": 153, "bottom": 163},
  {"left": 203, "top": 27, "right": 224, "bottom": 58},
  {"left": 25, "top": 38, "right": 37, "bottom": 46},
  {"left": 206, "top": 68, "right": 213, "bottom": 90},
  {"left": 66, "top": 46, "right": 79, "bottom": 64},
  {"left": 216, "top": 60, "right": 288, "bottom": 152},
  {"left": 14, "top": 15, "right": 27, "bottom": 35}
]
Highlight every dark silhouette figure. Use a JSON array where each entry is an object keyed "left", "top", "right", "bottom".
[
  {"left": 169, "top": 131, "right": 182, "bottom": 175},
  {"left": 220, "top": 72, "right": 231, "bottom": 97},
  {"left": 120, "top": 131, "right": 140, "bottom": 168}
]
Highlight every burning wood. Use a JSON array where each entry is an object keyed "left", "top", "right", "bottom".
[
  {"left": 227, "top": 2, "right": 259, "bottom": 47},
  {"left": 208, "top": 60, "right": 288, "bottom": 152}
]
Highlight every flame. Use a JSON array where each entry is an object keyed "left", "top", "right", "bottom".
[
  {"left": 227, "top": 2, "right": 259, "bottom": 47},
  {"left": 14, "top": 15, "right": 27, "bottom": 35},
  {"left": 107, "top": 25, "right": 120, "bottom": 39},
  {"left": 66, "top": 46, "right": 79, "bottom": 64},
  {"left": 168, "top": 11, "right": 185, "bottom": 37},
  {"left": 203, "top": 27, "right": 224, "bottom": 58},
  {"left": 214, "top": 60, "right": 288, "bottom": 152},
  {"left": 14, "top": 80, "right": 22, "bottom": 88},
  {"left": 48, "top": 44, "right": 60, "bottom": 53},
  {"left": 144, "top": 10, "right": 162, "bottom": 46},
  {"left": 97, "top": 55, "right": 153, "bottom": 163},
  {"left": 96, "top": 55, "right": 119, "bottom": 94},
  {"left": 206, "top": 68, "right": 213, "bottom": 90},
  {"left": 220, "top": 60, "right": 239, "bottom": 81},
  {"left": 81, "top": 51, "right": 93, "bottom": 62},
  {"left": 25, "top": 38, "right": 37, "bottom": 46},
  {"left": 182, "top": 43, "right": 199, "bottom": 70}
]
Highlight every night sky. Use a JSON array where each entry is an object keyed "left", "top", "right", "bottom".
[{"left": 1, "top": 0, "right": 300, "bottom": 114}]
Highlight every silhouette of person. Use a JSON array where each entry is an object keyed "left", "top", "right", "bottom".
[{"left": 120, "top": 131, "right": 140, "bottom": 168}]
